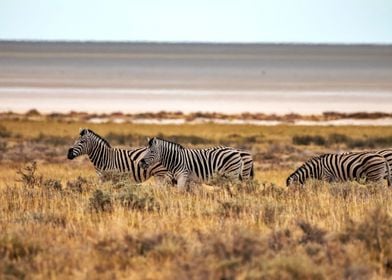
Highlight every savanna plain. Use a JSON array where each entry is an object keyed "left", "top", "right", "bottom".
[{"left": 1, "top": 115, "right": 392, "bottom": 280}]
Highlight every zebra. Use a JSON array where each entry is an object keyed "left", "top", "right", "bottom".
[
  {"left": 376, "top": 148, "right": 392, "bottom": 174},
  {"left": 238, "top": 150, "right": 254, "bottom": 180},
  {"left": 67, "top": 129, "right": 174, "bottom": 184},
  {"left": 139, "top": 137, "right": 245, "bottom": 188},
  {"left": 286, "top": 151, "right": 392, "bottom": 187}
]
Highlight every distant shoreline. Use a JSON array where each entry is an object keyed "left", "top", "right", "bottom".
[
  {"left": 2, "top": 110, "right": 392, "bottom": 126},
  {"left": 2, "top": 40, "right": 392, "bottom": 47},
  {"left": 1, "top": 88, "right": 392, "bottom": 115}
]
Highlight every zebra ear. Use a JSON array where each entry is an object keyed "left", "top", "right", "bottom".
[{"left": 80, "top": 128, "right": 87, "bottom": 136}]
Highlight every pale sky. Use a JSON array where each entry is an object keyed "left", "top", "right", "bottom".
[{"left": 0, "top": 0, "right": 391, "bottom": 44}]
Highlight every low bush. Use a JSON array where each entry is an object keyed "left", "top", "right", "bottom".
[
  {"left": 105, "top": 132, "right": 146, "bottom": 146},
  {"left": 0, "top": 141, "right": 6, "bottom": 153},
  {"left": 157, "top": 133, "right": 210, "bottom": 146},
  {"left": 88, "top": 189, "right": 113, "bottom": 213},
  {"left": 327, "top": 133, "right": 349, "bottom": 145},
  {"left": 347, "top": 136, "right": 392, "bottom": 149},
  {"left": 0, "top": 124, "right": 12, "bottom": 138},
  {"left": 218, "top": 199, "right": 245, "bottom": 218},
  {"left": 66, "top": 176, "right": 89, "bottom": 193},
  {"left": 95, "top": 233, "right": 186, "bottom": 271},
  {"left": 293, "top": 133, "right": 392, "bottom": 149},
  {"left": 263, "top": 201, "right": 284, "bottom": 226},
  {"left": 293, "top": 135, "right": 326, "bottom": 146},
  {"left": 297, "top": 221, "right": 327, "bottom": 244},
  {"left": 42, "top": 178, "right": 63, "bottom": 191},
  {"left": 17, "top": 161, "right": 42, "bottom": 188},
  {"left": 0, "top": 234, "right": 41, "bottom": 261},
  {"left": 33, "top": 133, "right": 71, "bottom": 146},
  {"left": 341, "top": 207, "right": 392, "bottom": 273},
  {"left": 116, "top": 185, "right": 159, "bottom": 211}
]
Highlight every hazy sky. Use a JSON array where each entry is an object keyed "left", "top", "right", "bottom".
[{"left": 0, "top": 0, "right": 391, "bottom": 44}]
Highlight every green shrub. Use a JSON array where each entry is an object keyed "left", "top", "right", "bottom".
[
  {"left": 116, "top": 185, "right": 159, "bottom": 211},
  {"left": 0, "top": 125, "right": 12, "bottom": 138},
  {"left": 89, "top": 189, "right": 113, "bottom": 213},
  {"left": 297, "top": 221, "right": 327, "bottom": 244},
  {"left": 157, "top": 133, "right": 210, "bottom": 146},
  {"left": 293, "top": 135, "right": 326, "bottom": 146},
  {"left": 347, "top": 136, "right": 392, "bottom": 149},
  {"left": 263, "top": 202, "right": 284, "bottom": 226},
  {"left": 340, "top": 207, "right": 392, "bottom": 274},
  {"left": 105, "top": 132, "right": 145, "bottom": 146},
  {"left": 66, "top": 176, "right": 89, "bottom": 193},
  {"left": 17, "top": 162, "right": 42, "bottom": 188},
  {"left": 327, "top": 133, "right": 349, "bottom": 145},
  {"left": 0, "top": 235, "right": 41, "bottom": 261},
  {"left": 33, "top": 133, "right": 71, "bottom": 146},
  {"left": 0, "top": 141, "right": 6, "bottom": 153},
  {"left": 218, "top": 199, "right": 245, "bottom": 218},
  {"left": 42, "top": 179, "right": 63, "bottom": 191}
]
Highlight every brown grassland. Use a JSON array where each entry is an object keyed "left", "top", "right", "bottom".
[{"left": 1, "top": 118, "right": 392, "bottom": 279}]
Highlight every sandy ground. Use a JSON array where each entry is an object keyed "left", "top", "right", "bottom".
[{"left": 0, "top": 41, "right": 391, "bottom": 114}]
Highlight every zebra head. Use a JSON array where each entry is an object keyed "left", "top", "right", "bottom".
[
  {"left": 286, "top": 172, "right": 301, "bottom": 187},
  {"left": 67, "top": 129, "right": 110, "bottom": 160},
  {"left": 286, "top": 157, "right": 322, "bottom": 187},
  {"left": 139, "top": 137, "right": 161, "bottom": 169}
]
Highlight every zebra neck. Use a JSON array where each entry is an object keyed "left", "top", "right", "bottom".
[
  {"left": 314, "top": 160, "right": 322, "bottom": 179},
  {"left": 88, "top": 143, "right": 113, "bottom": 171},
  {"left": 301, "top": 161, "right": 322, "bottom": 182},
  {"left": 161, "top": 145, "right": 184, "bottom": 173}
]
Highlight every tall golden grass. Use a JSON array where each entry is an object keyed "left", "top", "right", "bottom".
[{"left": 1, "top": 119, "right": 392, "bottom": 279}]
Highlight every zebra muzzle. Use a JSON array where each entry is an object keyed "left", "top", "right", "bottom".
[
  {"left": 67, "top": 148, "right": 75, "bottom": 160},
  {"left": 139, "top": 159, "right": 148, "bottom": 169}
]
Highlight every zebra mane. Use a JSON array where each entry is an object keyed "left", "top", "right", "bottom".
[
  {"left": 308, "top": 153, "right": 328, "bottom": 162},
  {"left": 153, "top": 137, "right": 184, "bottom": 149},
  {"left": 83, "top": 129, "right": 111, "bottom": 148},
  {"left": 294, "top": 154, "right": 323, "bottom": 172}
]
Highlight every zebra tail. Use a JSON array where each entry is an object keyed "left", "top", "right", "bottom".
[
  {"left": 239, "top": 160, "right": 244, "bottom": 181},
  {"left": 250, "top": 163, "right": 254, "bottom": 179}
]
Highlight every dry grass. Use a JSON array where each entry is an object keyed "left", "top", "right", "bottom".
[{"left": 1, "top": 119, "right": 392, "bottom": 279}]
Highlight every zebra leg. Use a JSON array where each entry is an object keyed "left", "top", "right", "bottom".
[
  {"left": 177, "top": 175, "right": 190, "bottom": 191},
  {"left": 385, "top": 161, "right": 392, "bottom": 187},
  {"left": 153, "top": 175, "right": 166, "bottom": 187},
  {"left": 96, "top": 170, "right": 105, "bottom": 184},
  {"left": 154, "top": 175, "right": 175, "bottom": 187}
]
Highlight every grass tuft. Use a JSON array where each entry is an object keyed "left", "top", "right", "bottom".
[{"left": 89, "top": 189, "right": 113, "bottom": 213}]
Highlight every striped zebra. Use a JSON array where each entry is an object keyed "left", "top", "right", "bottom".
[
  {"left": 139, "top": 137, "right": 246, "bottom": 188},
  {"left": 238, "top": 150, "right": 254, "bottom": 180},
  {"left": 67, "top": 129, "right": 174, "bottom": 184},
  {"left": 376, "top": 149, "right": 392, "bottom": 173},
  {"left": 286, "top": 151, "right": 392, "bottom": 187}
]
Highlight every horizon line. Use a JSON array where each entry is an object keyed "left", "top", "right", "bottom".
[{"left": 1, "top": 39, "right": 392, "bottom": 47}]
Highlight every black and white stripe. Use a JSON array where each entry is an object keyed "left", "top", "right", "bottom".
[
  {"left": 67, "top": 129, "right": 173, "bottom": 184},
  {"left": 238, "top": 150, "right": 254, "bottom": 180},
  {"left": 286, "top": 151, "right": 391, "bottom": 186},
  {"left": 376, "top": 149, "right": 392, "bottom": 175},
  {"left": 139, "top": 137, "right": 244, "bottom": 188}
]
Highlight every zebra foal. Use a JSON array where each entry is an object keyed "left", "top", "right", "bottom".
[
  {"left": 139, "top": 137, "right": 247, "bottom": 189},
  {"left": 286, "top": 151, "right": 391, "bottom": 187},
  {"left": 67, "top": 129, "right": 173, "bottom": 184}
]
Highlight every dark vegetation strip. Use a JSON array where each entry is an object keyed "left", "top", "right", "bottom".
[{"left": 293, "top": 133, "right": 392, "bottom": 149}]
